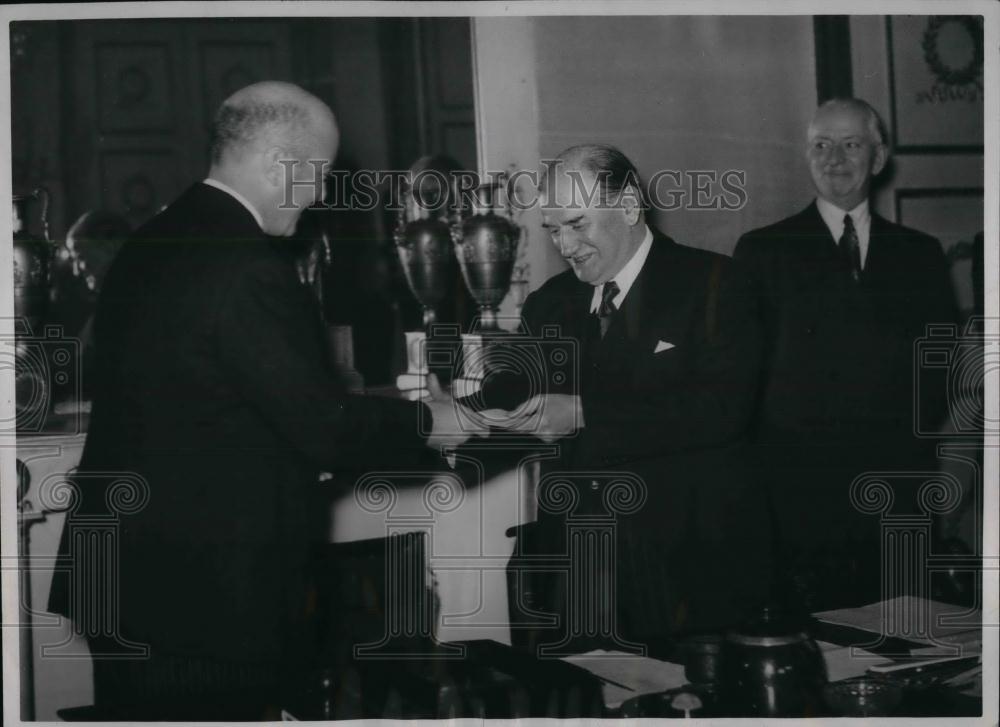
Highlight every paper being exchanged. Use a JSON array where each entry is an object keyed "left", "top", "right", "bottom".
[
  {"left": 560, "top": 650, "right": 688, "bottom": 709},
  {"left": 456, "top": 406, "right": 543, "bottom": 432}
]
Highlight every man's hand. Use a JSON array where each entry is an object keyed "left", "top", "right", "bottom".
[
  {"left": 423, "top": 373, "right": 488, "bottom": 449},
  {"left": 440, "top": 392, "right": 583, "bottom": 442},
  {"left": 521, "top": 393, "right": 584, "bottom": 443}
]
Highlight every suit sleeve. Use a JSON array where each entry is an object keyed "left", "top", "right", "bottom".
[
  {"left": 916, "top": 235, "right": 959, "bottom": 434},
  {"left": 213, "top": 255, "right": 432, "bottom": 472},
  {"left": 582, "top": 255, "right": 762, "bottom": 456}
]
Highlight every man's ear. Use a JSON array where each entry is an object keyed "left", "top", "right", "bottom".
[
  {"left": 872, "top": 143, "right": 889, "bottom": 177},
  {"left": 621, "top": 186, "right": 642, "bottom": 226},
  {"left": 261, "top": 146, "right": 287, "bottom": 187}
]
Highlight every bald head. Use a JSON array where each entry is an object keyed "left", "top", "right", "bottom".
[
  {"left": 208, "top": 81, "right": 339, "bottom": 236},
  {"left": 210, "top": 81, "right": 337, "bottom": 163}
]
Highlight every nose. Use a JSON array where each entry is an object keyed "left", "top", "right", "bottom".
[
  {"left": 828, "top": 143, "right": 847, "bottom": 165},
  {"left": 557, "top": 228, "right": 580, "bottom": 258}
]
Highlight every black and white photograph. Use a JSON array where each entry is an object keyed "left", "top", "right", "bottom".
[{"left": 1, "top": 2, "right": 997, "bottom": 722}]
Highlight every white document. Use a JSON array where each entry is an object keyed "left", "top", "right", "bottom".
[
  {"left": 560, "top": 650, "right": 687, "bottom": 709},
  {"left": 817, "top": 640, "right": 892, "bottom": 682},
  {"left": 814, "top": 596, "right": 982, "bottom": 649}
]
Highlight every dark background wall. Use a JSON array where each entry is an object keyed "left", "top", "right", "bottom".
[
  {"left": 473, "top": 15, "right": 983, "bottom": 319},
  {"left": 11, "top": 17, "right": 476, "bottom": 237},
  {"left": 10, "top": 17, "right": 477, "bottom": 385}
]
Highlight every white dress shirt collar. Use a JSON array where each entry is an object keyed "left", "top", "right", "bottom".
[
  {"left": 589, "top": 226, "right": 654, "bottom": 314},
  {"left": 816, "top": 196, "right": 873, "bottom": 269},
  {"left": 203, "top": 178, "right": 264, "bottom": 231}
]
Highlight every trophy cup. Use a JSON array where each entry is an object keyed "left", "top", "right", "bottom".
[
  {"left": 450, "top": 174, "right": 521, "bottom": 396},
  {"left": 393, "top": 200, "right": 454, "bottom": 329},
  {"left": 451, "top": 174, "right": 520, "bottom": 330},
  {"left": 12, "top": 188, "right": 51, "bottom": 333},
  {"left": 393, "top": 164, "right": 457, "bottom": 396}
]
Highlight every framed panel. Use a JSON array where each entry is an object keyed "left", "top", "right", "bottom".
[
  {"left": 199, "top": 42, "right": 278, "bottom": 129},
  {"left": 99, "top": 149, "right": 181, "bottom": 230},
  {"left": 813, "top": 16, "right": 853, "bottom": 102},
  {"left": 96, "top": 42, "right": 174, "bottom": 133},
  {"left": 427, "top": 18, "right": 475, "bottom": 111},
  {"left": 886, "top": 15, "right": 984, "bottom": 153}
]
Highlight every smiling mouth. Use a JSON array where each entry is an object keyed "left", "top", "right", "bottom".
[{"left": 570, "top": 253, "right": 593, "bottom": 265}]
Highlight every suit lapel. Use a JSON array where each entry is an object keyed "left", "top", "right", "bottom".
[
  {"left": 795, "top": 201, "right": 869, "bottom": 293},
  {"left": 801, "top": 201, "right": 839, "bottom": 250},
  {"left": 802, "top": 200, "right": 893, "bottom": 288},
  {"left": 634, "top": 233, "right": 692, "bottom": 348},
  {"left": 566, "top": 275, "right": 596, "bottom": 340},
  {"left": 596, "top": 231, "right": 685, "bottom": 357},
  {"left": 863, "top": 213, "right": 896, "bottom": 286}
]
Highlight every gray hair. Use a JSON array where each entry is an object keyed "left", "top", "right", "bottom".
[
  {"left": 542, "top": 143, "right": 649, "bottom": 210},
  {"left": 810, "top": 97, "right": 890, "bottom": 147}
]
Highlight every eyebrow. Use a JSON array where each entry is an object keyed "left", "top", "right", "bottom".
[{"left": 811, "top": 134, "right": 865, "bottom": 140}]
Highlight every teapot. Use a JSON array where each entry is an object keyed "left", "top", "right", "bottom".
[{"left": 721, "top": 606, "right": 828, "bottom": 717}]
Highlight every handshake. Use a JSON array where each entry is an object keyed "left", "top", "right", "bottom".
[{"left": 421, "top": 373, "right": 583, "bottom": 449}]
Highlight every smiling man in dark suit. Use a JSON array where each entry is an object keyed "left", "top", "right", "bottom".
[
  {"left": 733, "top": 98, "right": 957, "bottom": 614},
  {"left": 483, "top": 144, "right": 769, "bottom": 653},
  {"left": 48, "top": 81, "right": 473, "bottom": 719}
]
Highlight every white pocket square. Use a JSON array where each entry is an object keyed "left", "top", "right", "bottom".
[{"left": 654, "top": 340, "right": 676, "bottom": 353}]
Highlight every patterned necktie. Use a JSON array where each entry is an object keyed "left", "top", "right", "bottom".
[
  {"left": 839, "top": 213, "right": 862, "bottom": 282},
  {"left": 597, "top": 281, "right": 620, "bottom": 338}
]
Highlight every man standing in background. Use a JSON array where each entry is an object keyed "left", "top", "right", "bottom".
[{"left": 733, "top": 98, "right": 956, "bottom": 614}]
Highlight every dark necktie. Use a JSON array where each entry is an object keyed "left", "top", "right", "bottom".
[
  {"left": 597, "top": 281, "right": 620, "bottom": 338},
  {"left": 838, "top": 213, "right": 862, "bottom": 282}
]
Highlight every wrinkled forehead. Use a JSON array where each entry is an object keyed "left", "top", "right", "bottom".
[{"left": 807, "top": 105, "right": 873, "bottom": 141}]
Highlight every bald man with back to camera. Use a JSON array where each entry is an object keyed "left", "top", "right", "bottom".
[
  {"left": 733, "top": 98, "right": 957, "bottom": 617},
  {"left": 48, "top": 81, "right": 473, "bottom": 719}
]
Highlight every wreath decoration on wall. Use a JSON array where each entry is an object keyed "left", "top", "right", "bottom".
[{"left": 922, "top": 16, "right": 984, "bottom": 87}]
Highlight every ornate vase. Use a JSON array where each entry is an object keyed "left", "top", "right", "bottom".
[
  {"left": 451, "top": 177, "right": 520, "bottom": 330},
  {"left": 11, "top": 188, "right": 55, "bottom": 430},
  {"left": 12, "top": 188, "right": 51, "bottom": 333}
]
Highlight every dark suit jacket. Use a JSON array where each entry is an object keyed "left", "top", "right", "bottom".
[
  {"left": 732, "top": 201, "right": 956, "bottom": 596},
  {"left": 481, "top": 228, "right": 770, "bottom": 636},
  {"left": 49, "top": 183, "right": 431, "bottom": 665}
]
